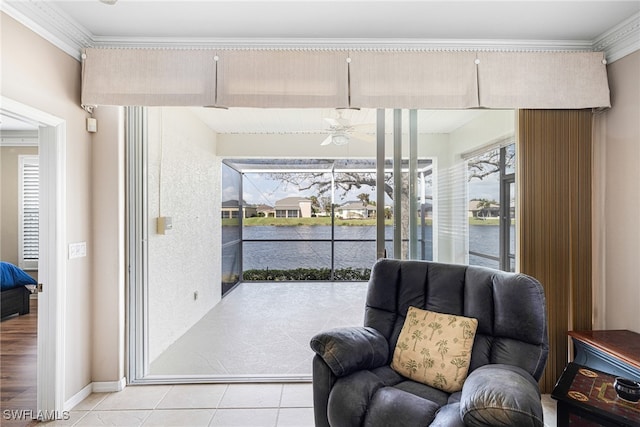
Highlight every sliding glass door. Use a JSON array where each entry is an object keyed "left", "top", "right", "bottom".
[{"left": 127, "top": 106, "right": 515, "bottom": 384}]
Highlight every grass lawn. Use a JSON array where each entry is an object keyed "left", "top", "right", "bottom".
[{"left": 243, "top": 217, "right": 393, "bottom": 226}]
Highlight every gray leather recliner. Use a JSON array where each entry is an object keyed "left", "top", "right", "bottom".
[{"left": 310, "top": 259, "right": 549, "bottom": 427}]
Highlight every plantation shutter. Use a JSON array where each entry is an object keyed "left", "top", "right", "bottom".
[{"left": 19, "top": 155, "right": 39, "bottom": 270}]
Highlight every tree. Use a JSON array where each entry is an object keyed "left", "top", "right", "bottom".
[
  {"left": 265, "top": 171, "right": 394, "bottom": 202},
  {"left": 309, "top": 195, "right": 320, "bottom": 215},
  {"left": 473, "top": 198, "right": 497, "bottom": 219},
  {"left": 450, "top": 356, "right": 468, "bottom": 383},
  {"left": 357, "top": 193, "right": 371, "bottom": 205},
  {"left": 428, "top": 321, "right": 442, "bottom": 340},
  {"left": 467, "top": 146, "right": 515, "bottom": 182},
  {"left": 262, "top": 166, "right": 433, "bottom": 258}
]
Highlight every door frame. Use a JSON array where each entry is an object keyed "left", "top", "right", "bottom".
[{"left": 1, "top": 96, "right": 66, "bottom": 417}]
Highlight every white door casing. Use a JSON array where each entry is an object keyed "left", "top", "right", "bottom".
[{"left": 1, "top": 96, "right": 66, "bottom": 418}]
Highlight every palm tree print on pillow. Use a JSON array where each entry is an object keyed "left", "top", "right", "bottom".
[{"left": 391, "top": 306, "right": 478, "bottom": 393}]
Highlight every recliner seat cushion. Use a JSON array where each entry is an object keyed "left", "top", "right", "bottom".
[
  {"left": 364, "top": 387, "right": 440, "bottom": 427},
  {"left": 328, "top": 368, "right": 451, "bottom": 427}
]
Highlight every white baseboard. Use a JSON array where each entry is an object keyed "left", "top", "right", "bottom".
[
  {"left": 92, "top": 377, "right": 127, "bottom": 393},
  {"left": 64, "top": 382, "right": 92, "bottom": 411},
  {"left": 64, "top": 377, "right": 127, "bottom": 411}
]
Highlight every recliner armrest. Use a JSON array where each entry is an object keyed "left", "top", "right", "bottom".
[
  {"left": 310, "top": 326, "right": 389, "bottom": 377},
  {"left": 460, "top": 364, "right": 544, "bottom": 427}
]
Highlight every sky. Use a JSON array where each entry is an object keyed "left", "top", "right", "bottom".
[{"left": 223, "top": 166, "right": 502, "bottom": 208}]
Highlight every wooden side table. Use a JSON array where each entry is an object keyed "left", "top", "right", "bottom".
[
  {"left": 552, "top": 362, "right": 640, "bottom": 427},
  {"left": 569, "top": 330, "right": 640, "bottom": 382}
]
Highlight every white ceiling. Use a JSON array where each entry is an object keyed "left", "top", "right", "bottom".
[
  {"left": 189, "top": 107, "right": 490, "bottom": 135},
  {"left": 44, "top": 1, "right": 640, "bottom": 42},
  {"left": 3, "top": 1, "right": 639, "bottom": 134}
]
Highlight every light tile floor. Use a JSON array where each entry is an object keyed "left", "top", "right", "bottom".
[
  {"left": 38, "top": 280, "right": 558, "bottom": 426},
  {"left": 42, "top": 383, "right": 314, "bottom": 427},
  {"left": 149, "top": 282, "right": 368, "bottom": 377},
  {"left": 40, "top": 384, "right": 558, "bottom": 427}
]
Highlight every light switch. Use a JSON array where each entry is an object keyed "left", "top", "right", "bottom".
[
  {"left": 86, "top": 117, "right": 97, "bottom": 133},
  {"left": 157, "top": 216, "right": 173, "bottom": 234},
  {"left": 69, "top": 242, "right": 87, "bottom": 259}
]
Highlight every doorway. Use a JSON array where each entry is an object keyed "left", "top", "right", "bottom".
[
  {"left": 0, "top": 97, "right": 66, "bottom": 419},
  {"left": 128, "top": 106, "right": 516, "bottom": 383}
]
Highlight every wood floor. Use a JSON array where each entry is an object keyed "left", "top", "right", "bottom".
[{"left": 1, "top": 298, "right": 38, "bottom": 427}]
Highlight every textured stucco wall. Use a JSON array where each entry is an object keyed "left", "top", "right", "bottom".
[{"left": 147, "top": 107, "right": 221, "bottom": 362}]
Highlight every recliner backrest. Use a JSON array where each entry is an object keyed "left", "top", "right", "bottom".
[{"left": 364, "top": 259, "right": 548, "bottom": 381}]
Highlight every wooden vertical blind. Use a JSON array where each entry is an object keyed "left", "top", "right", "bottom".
[{"left": 519, "top": 110, "right": 593, "bottom": 393}]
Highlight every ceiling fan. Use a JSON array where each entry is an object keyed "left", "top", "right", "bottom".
[{"left": 320, "top": 111, "right": 375, "bottom": 146}]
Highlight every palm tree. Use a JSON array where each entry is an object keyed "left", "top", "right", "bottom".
[
  {"left": 406, "top": 310, "right": 419, "bottom": 333},
  {"left": 411, "top": 330, "right": 424, "bottom": 351},
  {"left": 450, "top": 357, "right": 468, "bottom": 382},
  {"left": 459, "top": 320, "right": 474, "bottom": 346},
  {"left": 428, "top": 321, "right": 442, "bottom": 340},
  {"left": 436, "top": 339, "right": 449, "bottom": 360},
  {"left": 403, "top": 359, "right": 419, "bottom": 378},
  {"left": 396, "top": 341, "right": 409, "bottom": 360},
  {"left": 420, "top": 348, "right": 434, "bottom": 376},
  {"left": 357, "top": 193, "right": 371, "bottom": 206},
  {"left": 434, "top": 373, "right": 448, "bottom": 389}
]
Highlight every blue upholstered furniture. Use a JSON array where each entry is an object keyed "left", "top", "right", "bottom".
[{"left": 310, "top": 259, "right": 549, "bottom": 427}]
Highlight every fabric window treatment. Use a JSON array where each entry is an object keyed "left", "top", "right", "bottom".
[
  {"left": 216, "top": 49, "right": 349, "bottom": 108},
  {"left": 81, "top": 48, "right": 611, "bottom": 109},
  {"left": 81, "top": 48, "right": 217, "bottom": 106},
  {"left": 349, "top": 51, "right": 479, "bottom": 108},
  {"left": 477, "top": 52, "right": 610, "bottom": 109}
]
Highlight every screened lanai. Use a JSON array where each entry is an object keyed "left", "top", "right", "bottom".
[{"left": 126, "top": 106, "right": 518, "bottom": 382}]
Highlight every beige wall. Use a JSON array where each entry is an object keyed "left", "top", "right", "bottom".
[
  {"left": 0, "top": 145, "right": 38, "bottom": 269},
  {"left": 91, "top": 106, "right": 125, "bottom": 383},
  {"left": 3, "top": 5, "right": 638, "bottom": 399},
  {"left": 1, "top": 13, "right": 93, "bottom": 400},
  {"left": 597, "top": 50, "right": 640, "bottom": 332}
]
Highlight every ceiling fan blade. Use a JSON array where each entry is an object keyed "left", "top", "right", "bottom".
[
  {"left": 325, "top": 117, "right": 350, "bottom": 128},
  {"left": 324, "top": 117, "right": 341, "bottom": 127},
  {"left": 320, "top": 135, "right": 333, "bottom": 146}
]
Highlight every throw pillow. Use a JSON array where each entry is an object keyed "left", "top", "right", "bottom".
[{"left": 391, "top": 306, "right": 478, "bottom": 393}]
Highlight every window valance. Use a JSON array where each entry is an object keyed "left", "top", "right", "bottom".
[
  {"left": 81, "top": 48, "right": 611, "bottom": 109},
  {"left": 349, "top": 51, "right": 479, "bottom": 108},
  {"left": 476, "top": 52, "right": 610, "bottom": 109},
  {"left": 81, "top": 48, "right": 216, "bottom": 106},
  {"left": 216, "top": 50, "right": 349, "bottom": 108}
]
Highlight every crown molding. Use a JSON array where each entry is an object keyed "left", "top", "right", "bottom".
[
  {"left": 91, "top": 36, "right": 595, "bottom": 52},
  {"left": 1, "top": 0, "right": 93, "bottom": 60},
  {"left": 2, "top": 1, "right": 638, "bottom": 62},
  {"left": 593, "top": 12, "right": 640, "bottom": 63}
]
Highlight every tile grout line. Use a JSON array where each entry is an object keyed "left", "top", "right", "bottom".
[{"left": 274, "top": 383, "right": 285, "bottom": 426}]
